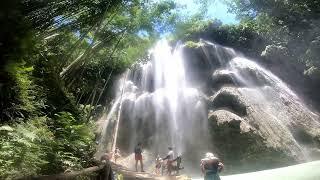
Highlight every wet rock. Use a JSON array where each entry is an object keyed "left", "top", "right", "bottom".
[
  {"left": 235, "top": 87, "right": 320, "bottom": 161},
  {"left": 208, "top": 109, "right": 297, "bottom": 173},
  {"left": 209, "top": 87, "right": 247, "bottom": 116},
  {"left": 229, "top": 58, "right": 271, "bottom": 87},
  {"left": 128, "top": 63, "right": 155, "bottom": 92},
  {"left": 261, "top": 44, "right": 290, "bottom": 63},
  {"left": 182, "top": 42, "right": 213, "bottom": 86},
  {"left": 211, "top": 69, "right": 240, "bottom": 88},
  {"left": 208, "top": 110, "right": 253, "bottom": 133},
  {"left": 206, "top": 85, "right": 320, "bottom": 173},
  {"left": 182, "top": 41, "right": 237, "bottom": 89},
  {"left": 304, "top": 66, "right": 320, "bottom": 81},
  {"left": 115, "top": 41, "right": 320, "bottom": 174}
]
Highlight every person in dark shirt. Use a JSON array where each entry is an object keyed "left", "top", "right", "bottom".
[
  {"left": 172, "top": 155, "right": 184, "bottom": 175},
  {"left": 134, "top": 142, "right": 144, "bottom": 172},
  {"left": 200, "top": 152, "right": 224, "bottom": 180}
]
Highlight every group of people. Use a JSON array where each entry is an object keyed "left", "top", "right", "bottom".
[
  {"left": 155, "top": 147, "right": 184, "bottom": 175},
  {"left": 108, "top": 142, "right": 224, "bottom": 180},
  {"left": 134, "top": 143, "right": 183, "bottom": 175}
]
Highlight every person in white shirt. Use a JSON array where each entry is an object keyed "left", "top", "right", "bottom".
[{"left": 162, "top": 147, "right": 174, "bottom": 175}]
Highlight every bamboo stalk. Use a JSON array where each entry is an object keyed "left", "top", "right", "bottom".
[{"left": 110, "top": 71, "right": 128, "bottom": 154}]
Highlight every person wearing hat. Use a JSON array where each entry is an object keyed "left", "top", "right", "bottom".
[
  {"left": 200, "top": 152, "right": 224, "bottom": 180},
  {"left": 162, "top": 147, "right": 174, "bottom": 175}
]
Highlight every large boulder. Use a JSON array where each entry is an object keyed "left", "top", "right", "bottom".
[
  {"left": 209, "top": 109, "right": 252, "bottom": 132},
  {"left": 208, "top": 85, "right": 320, "bottom": 173},
  {"left": 211, "top": 69, "right": 241, "bottom": 89},
  {"left": 208, "top": 110, "right": 297, "bottom": 174},
  {"left": 209, "top": 87, "right": 247, "bottom": 116}
]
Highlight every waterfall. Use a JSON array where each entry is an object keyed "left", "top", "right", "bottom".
[{"left": 96, "top": 39, "right": 320, "bottom": 175}]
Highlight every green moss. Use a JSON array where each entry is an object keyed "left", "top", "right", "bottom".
[
  {"left": 304, "top": 66, "right": 320, "bottom": 81},
  {"left": 184, "top": 41, "right": 203, "bottom": 49}
]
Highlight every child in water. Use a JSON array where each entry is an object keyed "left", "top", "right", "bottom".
[
  {"left": 155, "top": 155, "right": 162, "bottom": 175},
  {"left": 114, "top": 147, "right": 121, "bottom": 163}
]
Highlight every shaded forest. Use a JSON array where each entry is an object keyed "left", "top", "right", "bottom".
[{"left": 0, "top": 0, "right": 319, "bottom": 179}]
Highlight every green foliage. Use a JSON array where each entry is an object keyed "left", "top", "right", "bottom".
[
  {"left": 0, "top": 117, "right": 53, "bottom": 179},
  {"left": 170, "top": 18, "right": 215, "bottom": 41},
  {"left": 218, "top": 0, "right": 320, "bottom": 103},
  {"left": 24, "top": 0, "right": 124, "bottom": 31},
  {"left": 48, "top": 112, "right": 95, "bottom": 171},
  {"left": 11, "top": 0, "right": 320, "bottom": 178},
  {"left": 0, "top": 0, "right": 192, "bottom": 178},
  {"left": 1, "top": 52, "right": 48, "bottom": 122},
  {"left": 174, "top": 0, "right": 320, "bottom": 87},
  {"left": 0, "top": 112, "right": 95, "bottom": 179},
  {"left": 184, "top": 41, "right": 202, "bottom": 49},
  {"left": 5, "top": 63, "right": 45, "bottom": 118},
  {"left": 172, "top": 18, "right": 264, "bottom": 57},
  {"left": 225, "top": 0, "right": 320, "bottom": 81},
  {"left": 304, "top": 66, "right": 320, "bottom": 81},
  {"left": 226, "top": 0, "right": 320, "bottom": 30}
]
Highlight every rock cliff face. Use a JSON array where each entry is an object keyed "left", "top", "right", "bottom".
[
  {"left": 183, "top": 41, "right": 320, "bottom": 173},
  {"left": 111, "top": 40, "right": 320, "bottom": 174}
]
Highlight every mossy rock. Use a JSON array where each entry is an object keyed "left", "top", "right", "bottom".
[
  {"left": 304, "top": 66, "right": 320, "bottom": 81},
  {"left": 184, "top": 40, "right": 203, "bottom": 49},
  {"left": 261, "top": 44, "right": 290, "bottom": 63}
]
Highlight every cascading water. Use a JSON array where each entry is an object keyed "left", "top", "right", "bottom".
[
  {"left": 96, "top": 39, "right": 320, "bottom": 176},
  {"left": 96, "top": 40, "right": 210, "bottom": 173}
]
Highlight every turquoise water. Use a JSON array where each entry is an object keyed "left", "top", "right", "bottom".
[{"left": 194, "top": 161, "right": 320, "bottom": 180}]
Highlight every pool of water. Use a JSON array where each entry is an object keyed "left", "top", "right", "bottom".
[{"left": 193, "top": 161, "right": 320, "bottom": 180}]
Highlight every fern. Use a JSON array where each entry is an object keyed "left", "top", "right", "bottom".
[{"left": 0, "top": 117, "right": 53, "bottom": 179}]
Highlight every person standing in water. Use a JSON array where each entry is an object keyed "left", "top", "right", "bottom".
[
  {"left": 134, "top": 142, "right": 144, "bottom": 172},
  {"left": 114, "top": 147, "right": 121, "bottom": 163},
  {"left": 173, "top": 155, "right": 184, "bottom": 175},
  {"left": 155, "top": 155, "right": 162, "bottom": 175},
  {"left": 200, "top": 153, "right": 224, "bottom": 180},
  {"left": 162, "top": 147, "right": 174, "bottom": 175}
]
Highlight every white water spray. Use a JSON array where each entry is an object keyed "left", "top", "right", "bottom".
[{"left": 96, "top": 40, "right": 320, "bottom": 175}]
